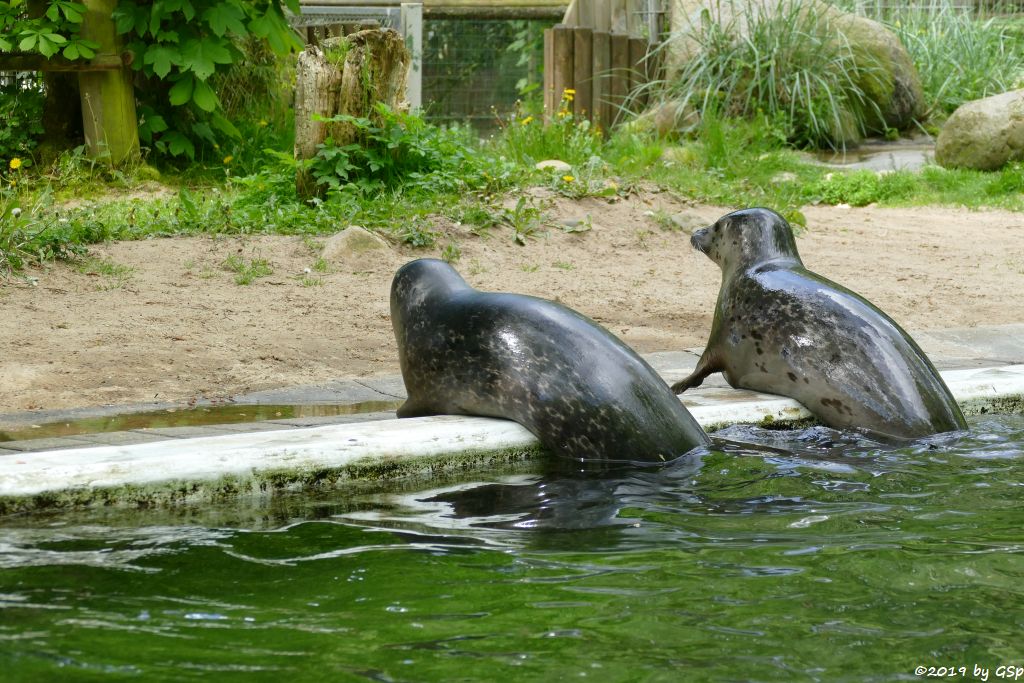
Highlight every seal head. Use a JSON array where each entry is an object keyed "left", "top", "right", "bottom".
[
  {"left": 674, "top": 208, "right": 967, "bottom": 440},
  {"left": 392, "top": 258, "right": 710, "bottom": 464}
]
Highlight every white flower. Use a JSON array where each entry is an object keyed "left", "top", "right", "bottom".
[{"left": 11, "top": 207, "right": 21, "bottom": 217}]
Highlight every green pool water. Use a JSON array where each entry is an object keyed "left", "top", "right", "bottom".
[{"left": 2, "top": 416, "right": 1023, "bottom": 682}]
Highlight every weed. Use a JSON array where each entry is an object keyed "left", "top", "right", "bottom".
[
  {"left": 810, "top": 170, "right": 916, "bottom": 206},
  {"left": 75, "top": 256, "right": 134, "bottom": 290},
  {"left": 312, "top": 257, "right": 329, "bottom": 273},
  {"left": 222, "top": 253, "right": 274, "bottom": 285},
  {"left": 441, "top": 241, "right": 461, "bottom": 263},
  {"left": 521, "top": 263, "right": 540, "bottom": 273},
  {"left": 396, "top": 219, "right": 439, "bottom": 248},
  {"left": 553, "top": 260, "right": 574, "bottom": 270},
  {"left": 502, "top": 196, "right": 545, "bottom": 245}
]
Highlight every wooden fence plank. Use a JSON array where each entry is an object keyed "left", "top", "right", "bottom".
[
  {"left": 572, "top": 27, "right": 593, "bottom": 119},
  {"left": 551, "top": 24, "right": 575, "bottom": 116},
  {"left": 592, "top": 30, "right": 610, "bottom": 129},
  {"left": 544, "top": 27, "right": 554, "bottom": 120},
  {"left": 609, "top": 31, "right": 628, "bottom": 125},
  {"left": 628, "top": 35, "right": 648, "bottom": 109},
  {"left": 593, "top": 0, "right": 610, "bottom": 31}
]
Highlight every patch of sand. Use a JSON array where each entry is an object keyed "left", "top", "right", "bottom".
[{"left": 2, "top": 192, "right": 1022, "bottom": 413}]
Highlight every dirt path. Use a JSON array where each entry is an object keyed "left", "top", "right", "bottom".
[{"left": 2, "top": 191, "right": 1022, "bottom": 413}]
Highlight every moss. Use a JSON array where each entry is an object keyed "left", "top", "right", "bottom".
[{"left": 0, "top": 445, "right": 544, "bottom": 515}]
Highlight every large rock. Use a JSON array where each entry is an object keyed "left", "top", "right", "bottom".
[
  {"left": 935, "top": 89, "right": 1024, "bottom": 171},
  {"left": 664, "top": 0, "right": 924, "bottom": 139},
  {"left": 321, "top": 226, "right": 391, "bottom": 266}
]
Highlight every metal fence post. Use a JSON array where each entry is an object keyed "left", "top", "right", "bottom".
[{"left": 400, "top": 3, "right": 423, "bottom": 111}]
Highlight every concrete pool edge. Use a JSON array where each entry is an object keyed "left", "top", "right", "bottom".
[{"left": 2, "top": 364, "right": 1023, "bottom": 514}]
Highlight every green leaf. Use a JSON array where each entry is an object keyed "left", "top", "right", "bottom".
[
  {"left": 211, "top": 112, "right": 241, "bottom": 139},
  {"left": 0, "top": 37, "right": 12, "bottom": 52},
  {"left": 191, "top": 121, "right": 215, "bottom": 144},
  {"left": 168, "top": 74, "right": 194, "bottom": 105},
  {"left": 143, "top": 44, "right": 179, "bottom": 78},
  {"left": 203, "top": 3, "right": 247, "bottom": 37},
  {"left": 180, "top": 37, "right": 232, "bottom": 80},
  {"left": 249, "top": 9, "right": 301, "bottom": 55},
  {"left": 163, "top": 131, "right": 195, "bottom": 158},
  {"left": 191, "top": 77, "right": 218, "bottom": 112},
  {"left": 62, "top": 43, "right": 79, "bottom": 60},
  {"left": 149, "top": 0, "right": 165, "bottom": 35}
]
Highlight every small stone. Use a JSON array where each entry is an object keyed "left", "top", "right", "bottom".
[
  {"left": 771, "top": 172, "right": 798, "bottom": 183},
  {"left": 321, "top": 226, "right": 390, "bottom": 265},
  {"left": 668, "top": 212, "right": 706, "bottom": 233},
  {"left": 535, "top": 159, "right": 572, "bottom": 173}
]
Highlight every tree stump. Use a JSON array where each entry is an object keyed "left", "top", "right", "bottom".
[{"left": 294, "top": 29, "right": 410, "bottom": 198}]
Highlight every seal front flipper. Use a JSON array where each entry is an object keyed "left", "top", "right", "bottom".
[{"left": 396, "top": 398, "right": 439, "bottom": 418}]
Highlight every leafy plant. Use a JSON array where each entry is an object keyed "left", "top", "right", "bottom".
[
  {"left": 0, "top": 79, "right": 45, "bottom": 161},
  {"left": 112, "top": 0, "right": 302, "bottom": 159},
  {"left": 0, "top": 0, "right": 98, "bottom": 59},
  {"left": 501, "top": 196, "right": 545, "bottom": 245},
  {"left": 496, "top": 95, "right": 604, "bottom": 167},
  {"left": 310, "top": 104, "right": 489, "bottom": 195}
]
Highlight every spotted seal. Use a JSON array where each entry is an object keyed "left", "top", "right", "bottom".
[
  {"left": 391, "top": 258, "right": 710, "bottom": 463},
  {"left": 672, "top": 208, "right": 967, "bottom": 439}
]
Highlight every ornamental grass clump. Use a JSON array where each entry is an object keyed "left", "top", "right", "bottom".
[
  {"left": 660, "top": 0, "right": 884, "bottom": 149},
  {"left": 887, "top": 3, "right": 1024, "bottom": 118}
]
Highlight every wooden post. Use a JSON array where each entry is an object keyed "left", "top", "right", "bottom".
[
  {"left": 544, "top": 27, "right": 554, "bottom": 120},
  {"left": 610, "top": 0, "right": 627, "bottom": 32},
  {"left": 609, "top": 31, "right": 628, "bottom": 126},
  {"left": 592, "top": 30, "right": 610, "bottom": 129},
  {"left": 628, "top": 36, "right": 648, "bottom": 110},
  {"left": 577, "top": 0, "right": 593, "bottom": 27},
  {"left": 572, "top": 28, "right": 593, "bottom": 120},
  {"left": 78, "top": 0, "right": 139, "bottom": 166},
  {"left": 593, "top": 0, "right": 610, "bottom": 31},
  {"left": 551, "top": 24, "right": 574, "bottom": 117}
]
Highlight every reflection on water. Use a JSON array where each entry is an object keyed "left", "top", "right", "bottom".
[
  {"left": 1, "top": 415, "right": 1023, "bottom": 680},
  {"left": 0, "top": 401, "right": 401, "bottom": 442}
]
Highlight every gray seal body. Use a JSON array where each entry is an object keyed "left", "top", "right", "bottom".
[
  {"left": 392, "top": 259, "right": 710, "bottom": 463},
  {"left": 673, "top": 208, "right": 967, "bottom": 440}
]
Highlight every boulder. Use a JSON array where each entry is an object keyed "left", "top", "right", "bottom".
[
  {"left": 321, "top": 226, "right": 390, "bottom": 265},
  {"left": 535, "top": 159, "right": 572, "bottom": 173},
  {"left": 935, "top": 89, "right": 1024, "bottom": 171},
  {"left": 665, "top": 0, "right": 924, "bottom": 139}
]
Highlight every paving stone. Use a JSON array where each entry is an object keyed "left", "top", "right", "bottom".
[
  {"left": 72, "top": 431, "right": 176, "bottom": 447},
  {"left": 235, "top": 379, "right": 398, "bottom": 404},
  {"left": 348, "top": 376, "right": 407, "bottom": 399},
  {"left": 130, "top": 426, "right": 242, "bottom": 439},
  {"left": 0, "top": 436, "right": 97, "bottom": 452},
  {"left": 0, "top": 448, "right": 20, "bottom": 456}
]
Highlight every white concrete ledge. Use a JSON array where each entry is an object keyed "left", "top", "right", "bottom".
[{"left": 1, "top": 365, "right": 1022, "bottom": 512}]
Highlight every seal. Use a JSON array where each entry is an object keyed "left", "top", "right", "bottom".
[
  {"left": 391, "top": 258, "right": 710, "bottom": 463},
  {"left": 672, "top": 207, "right": 967, "bottom": 440}
]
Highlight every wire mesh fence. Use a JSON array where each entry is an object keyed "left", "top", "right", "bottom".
[{"left": 422, "top": 19, "right": 552, "bottom": 128}]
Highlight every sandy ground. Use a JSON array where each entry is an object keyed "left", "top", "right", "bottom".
[{"left": 2, "top": 189, "right": 1023, "bottom": 414}]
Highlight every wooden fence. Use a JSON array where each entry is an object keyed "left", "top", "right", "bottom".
[{"left": 542, "top": 0, "right": 663, "bottom": 128}]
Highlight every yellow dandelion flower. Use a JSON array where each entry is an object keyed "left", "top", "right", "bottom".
[
  {"left": 9, "top": 157, "right": 22, "bottom": 170},
  {"left": 223, "top": 155, "right": 233, "bottom": 164},
  {"left": 564, "top": 89, "right": 575, "bottom": 95},
  {"left": 562, "top": 175, "right": 575, "bottom": 183},
  {"left": 521, "top": 115, "right": 534, "bottom": 125},
  {"left": 259, "top": 120, "right": 268, "bottom": 127},
  {"left": 557, "top": 109, "right": 570, "bottom": 118}
]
